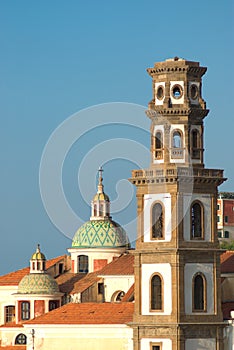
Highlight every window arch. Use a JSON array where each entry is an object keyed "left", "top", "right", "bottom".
[
  {"left": 192, "top": 129, "right": 198, "bottom": 149},
  {"left": 15, "top": 333, "right": 27, "bottom": 345},
  {"left": 150, "top": 274, "right": 163, "bottom": 311},
  {"left": 94, "top": 204, "right": 97, "bottom": 216},
  {"left": 99, "top": 203, "right": 104, "bottom": 216},
  {"left": 172, "top": 130, "right": 182, "bottom": 148},
  {"left": 154, "top": 131, "right": 163, "bottom": 159},
  {"left": 78, "top": 255, "right": 88, "bottom": 273},
  {"left": 111, "top": 290, "right": 125, "bottom": 302},
  {"left": 151, "top": 202, "right": 164, "bottom": 239},
  {"left": 155, "top": 131, "right": 162, "bottom": 149},
  {"left": 191, "top": 201, "right": 204, "bottom": 239},
  {"left": 193, "top": 273, "right": 206, "bottom": 311},
  {"left": 191, "top": 129, "right": 200, "bottom": 159}
]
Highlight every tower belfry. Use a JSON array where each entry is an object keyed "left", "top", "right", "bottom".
[{"left": 130, "top": 58, "right": 226, "bottom": 350}]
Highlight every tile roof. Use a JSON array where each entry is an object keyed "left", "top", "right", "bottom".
[
  {"left": 0, "top": 347, "right": 26, "bottom": 350},
  {"left": 220, "top": 251, "right": 234, "bottom": 274},
  {"left": 122, "top": 283, "right": 134, "bottom": 302},
  {"left": 98, "top": 254, "right": 134, "bottom": 275},
  {"left": 46, "top": 255, "right": 68, "bottom": 269},
  {"left": 55, "top": 272, "right": 85, "bottom": 293},
  {"left": 0, "top": 322, "right": 23, "bottom": 328},
  {"left": 222, "top": 302, "right": 234, "bottom": 319},
  {"left": 0, "top": 255, "right": 67, "bottom": 286},
  {"left": 70, "top": 272, "right": 101, "bottom": 294},
  {"left": 0, "top": 266, "right": 30, "bottom": 286},
  {"left": 24, "top": 302, "right": 134, "bottom": 325}
]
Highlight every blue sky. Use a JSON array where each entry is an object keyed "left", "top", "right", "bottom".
[{"left": 0, "top": 1, "right": 233, "bottom": 274}]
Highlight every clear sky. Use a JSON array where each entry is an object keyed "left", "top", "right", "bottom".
[{"left": 0, "top": 1, "right": 233, "bottom": 275}]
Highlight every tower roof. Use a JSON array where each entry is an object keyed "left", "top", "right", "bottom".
[{"left": 31, "top": 244, "right": 46, "bottom": 260}]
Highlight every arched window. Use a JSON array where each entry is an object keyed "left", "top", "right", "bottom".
[
  {"left": 191, "top": 129, "right": 200, "bottom": 159},
  {"left": 193, "top": 273, "right": 206, "bottom": 311},
  {"left": 172, "top": 130, "right": 182, "bottom": 148},
  {"left": 78, "top": 255, "right": 88, "bottom": 273},
  {"left": 154, "top": 131, "right": 163, "bottom": 159},
  {"left": 151, "top": 274, "right": 163, "bottom": 310},
  {"left": 99, "top": 204, "right": 104, "bottom": 216},
  {"left": 15, "top": 333, "right": 27, "bottom": 345},
  {"left": 94, "top": 204, "right": 97, "bottom": 216},
  {"left": 111, "top": 290, "right": 125, "bottom": 302},
  {"left": 192, "top": 129, "right": 198, "bottom": 149},
  {"left": 21, "top": 301, "right": 30, "bottom": 320},
  {"left": 151, "top": 202, "right": 164, "bottom": 239},
  {"left": 191, "top": 201, "right": 204, "bottom": 239},
  {"left": 155, "top": 131, "right": 162, "bottom": 149}
]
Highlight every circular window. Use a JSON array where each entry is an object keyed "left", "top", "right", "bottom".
[
  {"left": 190, "top": 84, "right": 198, "bottom": 100},
  {"left": 15, "top": 333, "right": 27, "bottom": 345},
  {"left": 156, "top": 86, "right": 164, "bottom": 100},
  {"left": 172, "top": 85, "right": 183, "bottom": 99}
]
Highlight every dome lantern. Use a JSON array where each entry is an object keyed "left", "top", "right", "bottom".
[
  {"left": 30, "top": 244, "right": 46, "bottom": 274},
  {"left": 90, "top": 167, "right": 111, "bottom": 220},
  {"left": 68, "top": 167, "right": 130, "bottom": 273}
]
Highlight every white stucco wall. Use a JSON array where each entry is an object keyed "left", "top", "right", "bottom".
[
  {"left": 183, "top": 193, "right": 211, "bottom": 241},
  {"left": 68, "top": 248, "right": 126, "bottom": 273},
  {"left": 100, "top": 275, "right": 134, "bottom": 302},
  {"left": 185, "top": 338, "right": 216, "bottom": 350},
  {"left": 144, "top": 194, "right": 171, "bottom": 242},
  {"left": 184, "top": 263, "right": 214, "bottom": 314},
  {"left": 0, "top": 286, "right": 18, "bottom": 325},
  {"left": 23, "top": 324, "right": 133, "bottom": 350},
  {"left": 141, "top": 263, "right": 172, "bottom": 315}
]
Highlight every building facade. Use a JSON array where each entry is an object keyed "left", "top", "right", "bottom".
[{"left": 217, "top": 193, "right": 234, "bottom": 242}]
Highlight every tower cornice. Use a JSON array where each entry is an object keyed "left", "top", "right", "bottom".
[{"left": 146, "top": 108, "right": 209, "bottom": 121}]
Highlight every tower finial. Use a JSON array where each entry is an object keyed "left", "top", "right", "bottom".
[
  {"left": 98, "top": 166, "right": 104, "bottom": 193},
  {"left": 36, "top": 243, "right": 40, "bottom": 253}
]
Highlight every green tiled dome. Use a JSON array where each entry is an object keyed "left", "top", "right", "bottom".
[
  {"left": 18, "top": 273, "right": 59, "bottom": 294},
  {"left": 72, "top": 219, "right": 130, "bottom": 248}
]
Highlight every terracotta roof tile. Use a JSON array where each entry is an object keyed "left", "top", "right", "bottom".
[
  {"left": 98, "top": 254, "right": 134, "bottom": 275},
  {"left": 24, "top": 302, "right": 134, "bottom": 325},
  {"left": 0, "top": 347, "right": 26, "bottom": 350},
  {"left": 0, "top": 255, "right": 67, "bottom": 286},
  {"left": 71, "top": 272, "right": 101, "bottom": 294},
  {"left": 46, "top": 255, "right": 68, "bottom": 269},
  {"left": 122, "top": 283, "right": 134, "bottom": 302},
  {"left": 56, "top": 273, "right": 85, "bottom": 293},
  {"left": 220, "top": 251, "right": 234, "bottom": 274},
  {"left": 0, "top": 322, "right": 24, "bottom": 328},
  {"left": 222, "top": 302, "right": 234, "bottom": 319}
]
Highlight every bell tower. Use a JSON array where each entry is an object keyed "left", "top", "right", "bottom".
[{"left": 130, "top": 58, "right": 226, "bottom": 350}]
